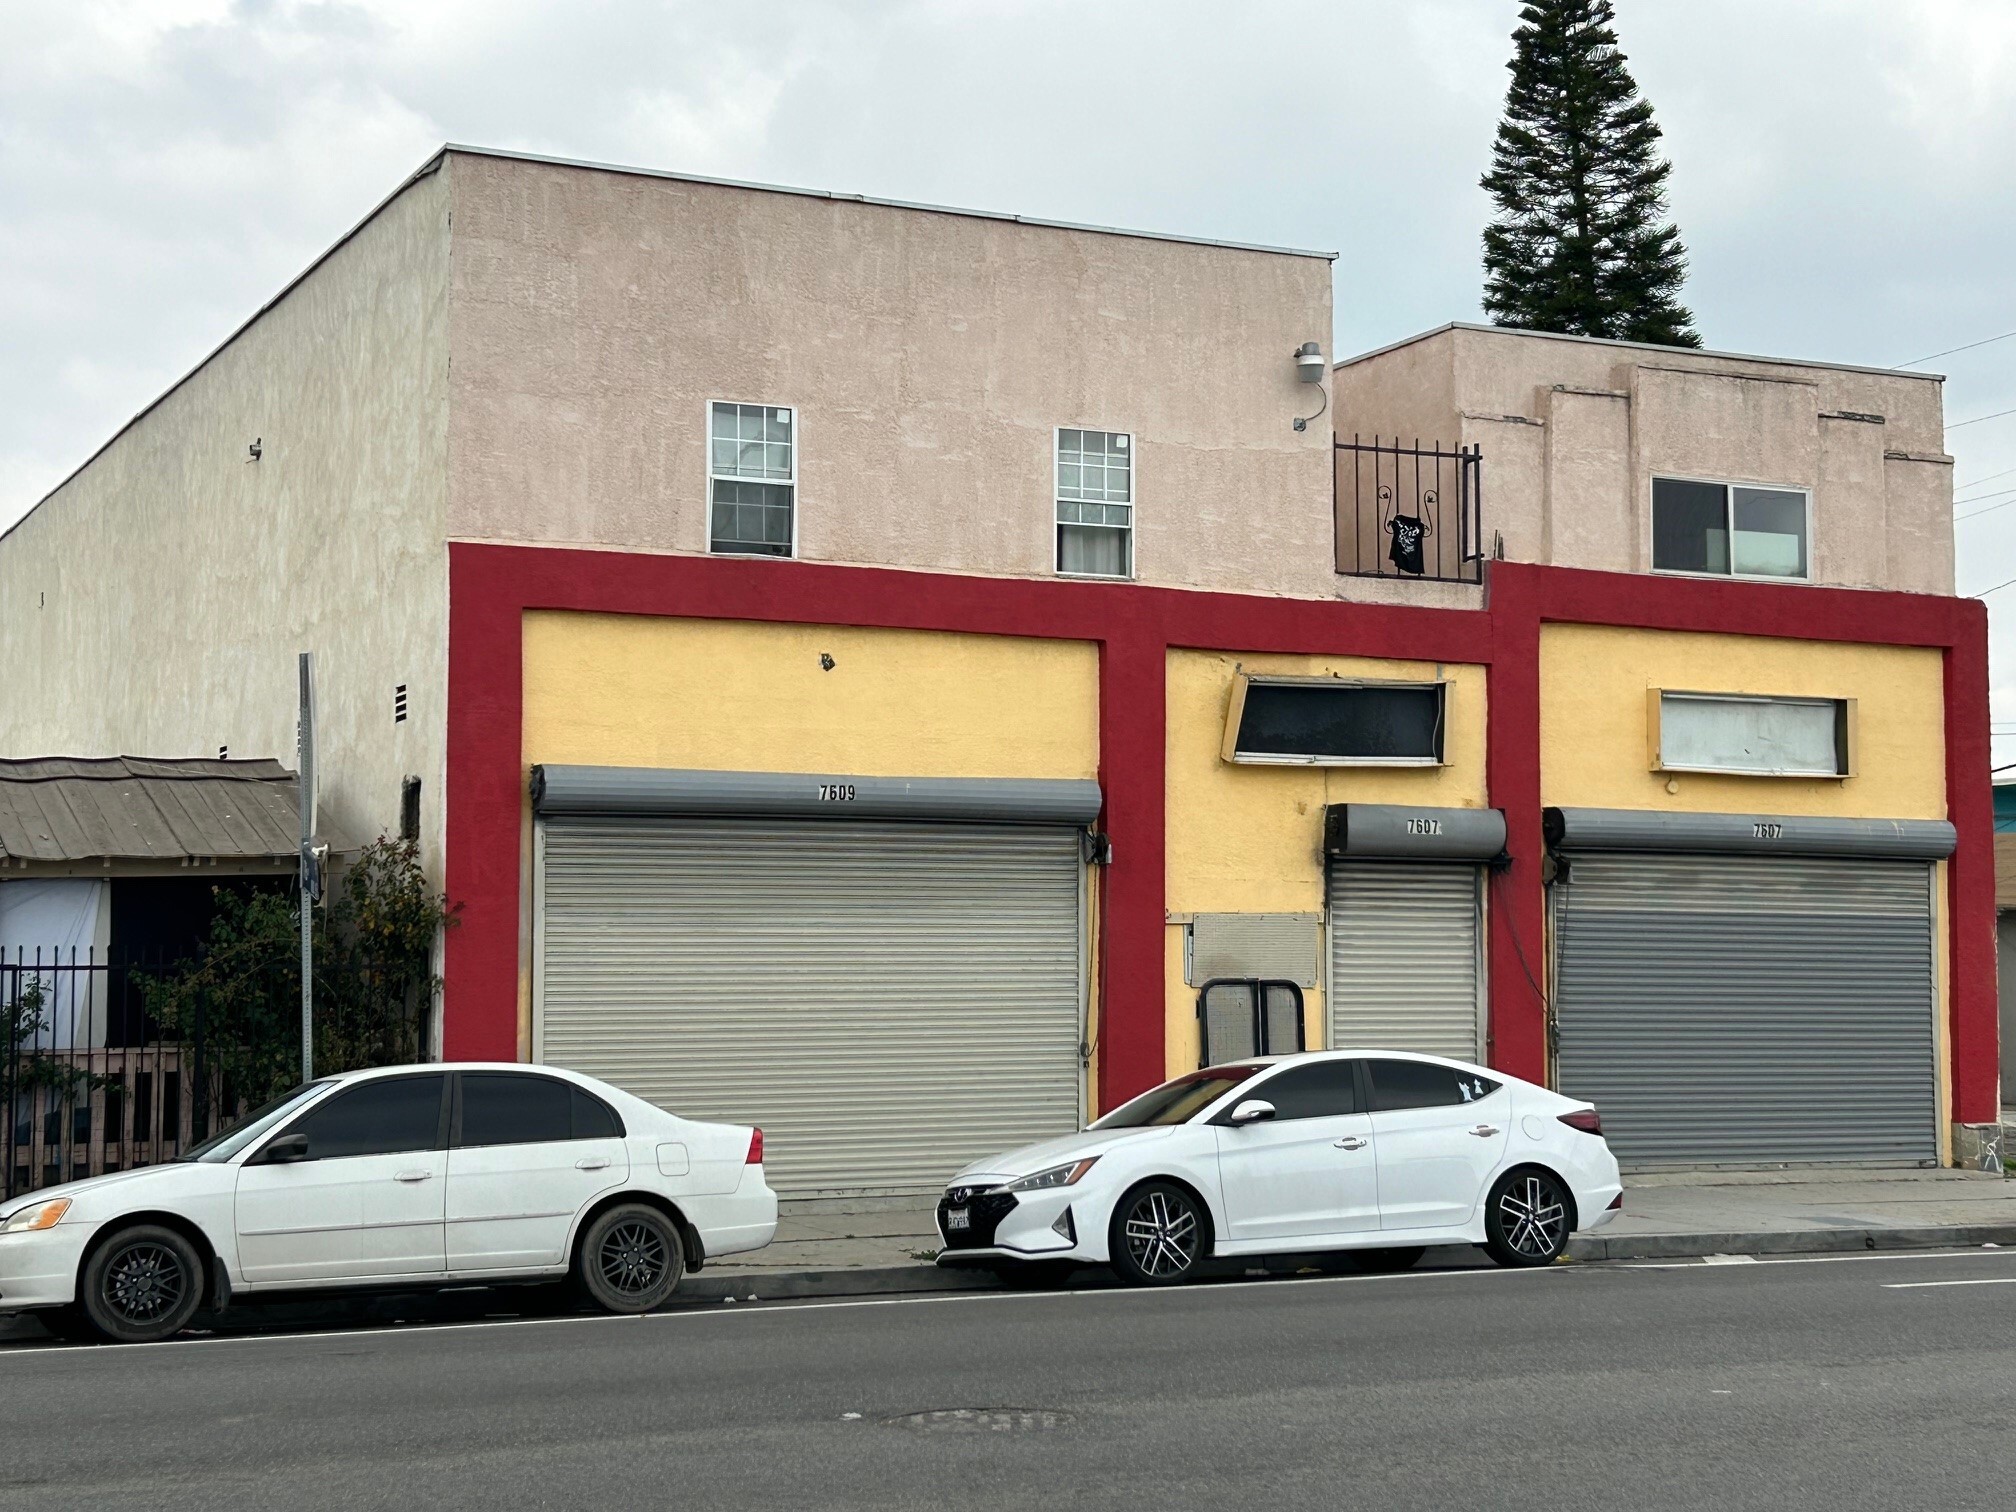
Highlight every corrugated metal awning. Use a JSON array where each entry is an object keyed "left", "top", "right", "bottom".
[{"left": 0, "top": 756, "right": 349, "bottom": 865}]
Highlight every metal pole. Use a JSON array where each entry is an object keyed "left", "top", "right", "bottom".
[{"left": 298, "top": 652, "right": 316, "bottom": 1084}]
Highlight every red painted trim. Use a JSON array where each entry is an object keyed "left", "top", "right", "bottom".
[
  {"left": 1942, "top": 604, "right": 1997, "bottom": 1124},
  {"left": 444, "top": 546, "right": 1997, "bottom": 1124}
]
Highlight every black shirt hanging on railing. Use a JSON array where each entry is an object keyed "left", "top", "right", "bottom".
[{"left": 1387, "top": 512, "right": 1427, "bottom": 575}]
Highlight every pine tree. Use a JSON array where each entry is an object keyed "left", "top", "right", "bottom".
[{"left": 1481, "top": 0, "right": 1700, "bottom": 347}]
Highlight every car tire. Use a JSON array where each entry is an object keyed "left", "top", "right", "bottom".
[
  {"left": 1108, "top": 1180, "right": 1211, "bottom": 1287},
  {"left": 575, "top": 1203, "right": 685, "bottom": 1313},
  {"left": 78, "top": 1224, "right": 205, "bottom": 1344},
  {"left": 1482, "top": 1167, "right": 1575, "bottom": 1268},
  {"left": 1321, "top": 1245, "right": 1427, "bottom": 1275}
]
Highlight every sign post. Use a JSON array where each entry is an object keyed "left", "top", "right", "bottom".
[{"left": 298, "top": 652, "right": 317, "bottom": 1083}]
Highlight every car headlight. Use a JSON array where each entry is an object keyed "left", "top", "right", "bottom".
[
  {"left": 1006, "top": 1158, "right": 1099, "bottom": 1193},
  {"left": 0, "top": 1199, "right": 71, "bottom": 1234}
]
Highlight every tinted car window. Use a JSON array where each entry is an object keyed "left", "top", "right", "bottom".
[
  {"left": 458, "top": 1074, "right": 627, "bottom": 1147},
  {"left": 1239, "top": 1061, "right": 1361, "bottom": 1121},
  {"left": 1368, "top": 1059, "right": 1499, "bottom": 1112},
  {"left": 285, "top": 1075, "right": 445, "bottom": 1160},
  {"left": 1091, "top": 1066, "right": 1263, "bottom": 1128},
  {"left": 461, "top": 1074, "right": 572, "bottom": 1147},
  {"left": 571, "top": 1086, "right": 623, "bottom": 1139}
]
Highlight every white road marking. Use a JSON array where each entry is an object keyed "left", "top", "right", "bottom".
[
  {"left": 1620, "top": 1249, "right": 2016, "bottom": 1271},
  {"left": 0, "top": 1262, "right": 1558, "bottom": 1360},
  {"left": 12, "top": 1244, "right": 2011, "bottom": 1362},
  {"left": 1881, "top": 1277, "right": 2016, "bottom": 1290}
]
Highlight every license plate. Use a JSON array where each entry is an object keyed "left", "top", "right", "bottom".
[{"left": 945, "top": 1209, "right": 970, "bottom": 1231}]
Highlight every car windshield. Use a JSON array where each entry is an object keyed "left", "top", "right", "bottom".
[
  {"left": 1090, "top": 1065, "right": 1263, "bottom": 1128},
  {"left": 180, "top": 1082, "right": 331, "bottom": 1163}
]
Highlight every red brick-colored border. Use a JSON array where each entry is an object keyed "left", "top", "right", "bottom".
[{"left": 445, "top": 545, "right": 1995, "bottom": 1123}]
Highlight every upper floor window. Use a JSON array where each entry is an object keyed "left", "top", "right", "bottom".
[
  {"left": 1057, "top": 428, "right": 1132, "bottom": 578},
  {"left": 710, "top": 402, "right": 795, "bottom": 557},
  {"left": 1652, "top": 477, "right": 1809, "bottom": 580}
]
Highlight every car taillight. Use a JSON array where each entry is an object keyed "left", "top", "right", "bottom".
[
  {"left": 746, "top": 1128, "right": 764, "bottom": 1164},
  {"left": 1558, "top": 1108, "right": 1603, "bottom": 1136}
]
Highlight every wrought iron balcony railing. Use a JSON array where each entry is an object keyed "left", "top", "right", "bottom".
[{"left": 1335, "top": 437, "right": 1484, "bottom": 584}]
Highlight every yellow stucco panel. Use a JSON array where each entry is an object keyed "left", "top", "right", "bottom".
[
  {"left": 523, "top": 612, "right": 1100, "bottom": 778},
  {"left": 1162, "top": 648, "right": 1489, "bottom": 1075},
  {"left": 1539, "top": 625, "right": 1946, "bottom": 817}
]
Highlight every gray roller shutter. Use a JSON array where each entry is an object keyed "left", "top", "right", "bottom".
[
  {"left": 536, "top": 816, "right": 1084, "bottom": 1197},
  {"left": 1326, "top": 862, "right": 1483, "bottom": 1061},
  {"left": 1553, "top": 852, "right": 1937, "bottom": 1167}
]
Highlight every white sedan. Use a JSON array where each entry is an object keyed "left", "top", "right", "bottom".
[
  {"left": 937, "top": 1051, "right": 1621, "bottom": 1283},
  {"left": 0, "top": 1063, "right": 777, "bottom": 1343}
]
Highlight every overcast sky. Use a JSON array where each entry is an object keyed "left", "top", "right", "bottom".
[{"left": 9, "top": 0, "right": 2016, "bottom": 756}]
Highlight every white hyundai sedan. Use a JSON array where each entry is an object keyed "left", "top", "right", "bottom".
[
  {"left": 0, "top": 1063, "right": 777, "bottom": 1343},
  {"left": 937, "top": 1051, "right": 1621, "bottom": 1284}
]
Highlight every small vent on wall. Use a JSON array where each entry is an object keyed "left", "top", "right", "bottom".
[
  {"left": 218, "top": 745, "right": 228, "bottom": 760},
  {"left": 400, "top": 776, "right": 422, "bottom": 841},
  {"left": 394, "top": 684, "right": 409, "bottom": 724}
]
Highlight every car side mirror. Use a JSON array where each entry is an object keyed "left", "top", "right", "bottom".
[
  {"left": 260, "top": 1133, "right": 311, "bottom": 1165},
  {"left": 1227, "top": 1099, "right": 1276, "bottom": 1126}
]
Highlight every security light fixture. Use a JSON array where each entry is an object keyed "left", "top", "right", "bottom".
[{"left": 1292, "top": 343, "right": 1328, "bottom": 432}]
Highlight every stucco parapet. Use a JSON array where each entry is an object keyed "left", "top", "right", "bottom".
[{"left": 1885, "top": 450, "right": 1956, "bottom": 467}]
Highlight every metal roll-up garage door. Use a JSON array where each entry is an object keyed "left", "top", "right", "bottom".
[
  {"left": 1552, "top": 852, "right": 1938, "bottom": 1167},
  {"left": 536, "top": 816, "right": 1085, "bottom": 1197},
  {"left": 1326, "top": 861, "right": 1483, "bottom": 1061}
]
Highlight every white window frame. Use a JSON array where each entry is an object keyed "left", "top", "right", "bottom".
[
  {"left": 707, "top": 400, "right": 799, "bottom": 560},
  {"left": 1054, "top": 425, "right": 1136, "bottom": 581},
  {"left": 1649, "top": 474, "right": 1813, "bottom": 583},
  {"left": 1649, "top": 689, "right": 1856, "bottom": 779}
]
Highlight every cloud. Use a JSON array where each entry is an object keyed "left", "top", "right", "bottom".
[{"left": 8, "top": 0, "right": 2016, "bottom": 753}]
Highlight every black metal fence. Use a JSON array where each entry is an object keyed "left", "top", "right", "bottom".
[
  {"left": 1335, "top": 437, "right": 1485, "bottom": 584},
  {"left": 2, "top": 946, "right": 423, "bottom": 1201}
]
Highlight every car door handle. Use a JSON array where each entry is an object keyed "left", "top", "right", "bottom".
[
  {"left": 1469, "top": 1125, "right": 1500, "bottom": 1138},
  {"left": 1334, "top": 1137, "right": 1368, "bottom": 1151},
  {"left": 575, "top": 1157, "right": 612, "bottom": 1171},
  {"left": 394, "top": 1170, "right": 433, "bottom": 1183}
]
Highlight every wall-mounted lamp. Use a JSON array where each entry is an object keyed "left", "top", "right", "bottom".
[
  {"left": 1292, "top": 343, "right": 1328, "bottom": 432},
  {"left": 247, "top": 438, "right": 263, "bottom": 463}
]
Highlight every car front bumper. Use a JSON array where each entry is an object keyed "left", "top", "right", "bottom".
[
  {"left": 0, "top": 1223, "right": 88, "bottom": 1312},
  {"left": 935, "top": 1185, "right": 1088, "bottom": 1261}
]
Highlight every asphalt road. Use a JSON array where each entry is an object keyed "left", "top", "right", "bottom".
[{"left": 3, "top": 1249, "right": 2014, "bottom": 1511}]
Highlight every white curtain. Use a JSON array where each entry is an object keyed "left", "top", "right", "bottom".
[{"left": 0, "top": 879, "right": 109, "bottom": 1049}]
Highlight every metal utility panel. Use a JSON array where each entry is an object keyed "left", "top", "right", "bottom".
[
  {"left": 1326, "top": 862, "right": 1484, "bottom": 1061},
  {"left": 1188, "top": 913, "right": 1322, "bottom": 987},
  {"left": 1552, "top": 851, "right": 1938, "bottom": 1167},
  {"left": 536, "top": 816, "right": 1085, "bottom": 1197}
]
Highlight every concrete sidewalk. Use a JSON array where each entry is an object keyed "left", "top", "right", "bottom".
[{"left": 679, "top": 1166, "right": 2016, "bottom": 1300}]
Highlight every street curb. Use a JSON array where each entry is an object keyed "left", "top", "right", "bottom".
[
  {"left": 695, "top": 1222, "right": 2016, "bottom": 1299},
  {"left": 1565, "top": 1223, "right": 2016, "bottom": 1262}
]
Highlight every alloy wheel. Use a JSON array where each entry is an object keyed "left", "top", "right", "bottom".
[
  {"left": 1122, "top": 1189, "right": 1201, "bottom": 1279},
  {"left": 598, "top": 1221, "right": 669, "bottom": 1296},
  {"left": 1497, "top": 1173, "right": 1567, "bottom": 1259},
  {"left": 103, "top": 1242, "right": 186, "bottom": 1325}
]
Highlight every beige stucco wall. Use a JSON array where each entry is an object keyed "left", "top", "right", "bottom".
[
  {"left": 444, "top": 152, "right": 1347, "bottom": 599},
  {"left": 0, "top": 170, "right": 452, "bottom": 876},
  {"left": 1335, "top": 325, "right": 1954, "bottom": 594}
]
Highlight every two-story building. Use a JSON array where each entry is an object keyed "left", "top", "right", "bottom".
[{"left": 0, "top": 145, "right": 1994, "bottom": 1195}]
